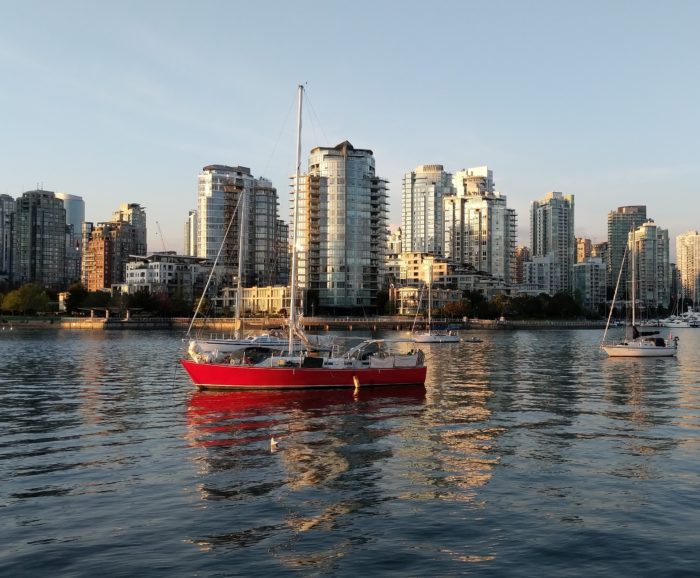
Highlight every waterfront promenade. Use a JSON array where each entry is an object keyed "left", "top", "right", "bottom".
[{"left": 3, "top": 315, "right": 606, "bottom": 331}]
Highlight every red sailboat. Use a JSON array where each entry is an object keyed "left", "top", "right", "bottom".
[
  {"left": 180, "top": 339, "right": 426, "bottom": 390},
  {"left": 180, "top": 85, "right": 427, "bottom": 391}
]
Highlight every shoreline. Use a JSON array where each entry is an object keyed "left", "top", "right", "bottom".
[{"left": 2, "top": 316, "right": 607, "bottom": 331}]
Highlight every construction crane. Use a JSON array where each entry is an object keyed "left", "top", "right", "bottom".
[{"left": 156, "top": 221, "right": 167, "bottom": 252}]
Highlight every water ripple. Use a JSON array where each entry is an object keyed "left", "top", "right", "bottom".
[{"left": 1, "top": 328, "right": 699, "bottom": 576}]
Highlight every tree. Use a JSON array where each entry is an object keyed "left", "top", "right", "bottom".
[
  {"left": 546, "top": 292, "right": 582, "bottom": 318},
  {"left": 126, "top": 288, "right": 155, "bottom": 313},
  {"left": 64, "top": 283, "right": 88, "bottom": 314},
  {"left": 83, "top": 291, "right": 112, "bottom": 309},
  {"left": 491, "top": 294, "right": 512, "bottom": 317},
  {"left": 440, "top": 300, "right": 469, "bottom": 318},
  {"left": 1, "top": 284, "right": 50, "bottom": 314}
]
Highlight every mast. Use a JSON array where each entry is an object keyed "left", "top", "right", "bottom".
[
  {"left": 289, "top": 85, "right": 303, "bottom": 354},
  {"left": 631, "top": 227, "right": 636, "bottom": 328},
  {"left": 427, "top": 281, "right": 431, "bottom": 334},
  {"left": 234, "top": 186, "right": 246, "bottom": 339},
  {"left": 427, "top": 262, "right": 432, "bottom": 334}
]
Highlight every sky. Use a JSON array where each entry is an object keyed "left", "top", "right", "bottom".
[{"left": 1, "top": 0, "right": 699, "bottom": 258}]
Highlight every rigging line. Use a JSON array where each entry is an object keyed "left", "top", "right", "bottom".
[
  {"left": 411, "top": 285, "right": 426, "bottom": 334},
  {"left": 601, "top": 244, "right": 628, "bottom": 348},
  {"left": 187, "top": 192, "right": 245, "bottom": 338},
  {"left": 260, "top": 93, "right": 297, "bottom": 180},
  {"left": 304, "top": 89, "right": 331, "bottom": 147}
]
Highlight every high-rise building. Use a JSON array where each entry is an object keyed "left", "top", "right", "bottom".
[
  {"left": 522, "top": 254, "right": 564, "bottom": 295},
  {"left": 293, "top": 141, "right": 388, "bottom": 311},
  {"left": 607, "top": 205, "right": 647, "bottom": 292},
  {"left": 452, "top": 166, "right": 495, "bottom": 196},
  {"left": 530, "top": 192, "right": 575, "bottom": 294},
  {"left": 0, "top": 194, "right": 14, "bottom": 277},
  {"left": 401, "top": 164, "right": 453, "bottom": 255},
  {"left": 82, "top": 203, "right": 147, "bottom": 291},
  {"left": 197, "top": 165, "right": 254, "bottom": 261},
  {"left": 112, "top": 203, "right": 147, "bottom": 255},
  {"left": 592, "top": 241, "right": 609, "bottom": 277},
  {"left": 514, "top": 246, "right": 531, "bottom": 284},
  {"left": 573, "top": 257, "right": 606, "bottom": 313},
  {"left": 55, "top": 193, "right": 85, "bottom": 285},
  {"left": 444, "top": 167, "right": 516, "bottom": 283},
  {"left": 676, "top": 230, "right": 700, "bottom": 305},
  {"left": 631, "top": 220, "right": 670, "bottom": 310},
  {"left": 197, "top": 165, "right": 284, "bottom": 287},
  {"left": 250, "top": 178, "right": 283, "bottom": 286},
  {"left": 55, "top": 193, "right": 85, "bottom": 233},
  {"left": 274, "top": 219, "right": 289, "bottom": 287},
  {"left": 576, "top": 237, "right": 592, "bottom": 263},
  {"left": 184, "top": 210, "right": 197, "bottom": 256},
  {"left": 82, "top": 220, "right": 142, "bottom": 291},
  {"left": 384, "top": 226, "right": 403, "bottom": 289},
  {"left": 11, "top": 190, "right": 67, "bottom": 288}
]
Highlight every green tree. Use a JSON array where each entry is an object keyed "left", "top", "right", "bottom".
[{"left": 1, "top": 284, "right": 50, "bottom": 314}]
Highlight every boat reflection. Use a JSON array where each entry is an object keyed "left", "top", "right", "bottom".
[{"left": 186, "top": 386, "right": 426, "bottom": 450}]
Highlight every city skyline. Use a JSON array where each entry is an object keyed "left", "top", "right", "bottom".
[{"left": 1, "top": 1, "right": 699, "bottom": 256}]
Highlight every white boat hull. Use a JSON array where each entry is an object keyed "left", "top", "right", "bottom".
[{"left": 603, "top": 342, "right": 677, "bottom": 357}]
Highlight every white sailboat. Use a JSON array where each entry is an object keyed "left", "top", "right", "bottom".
[
  {"left": 602, "top": 231, "right": 678, "bottom": 357},
  {"left": 413, "top": 274, "right": 459, "bottom": 344}
]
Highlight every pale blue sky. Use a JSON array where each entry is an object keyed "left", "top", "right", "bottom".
[{"left": 1, "top": 0, "right": 698, "bottom": 257}]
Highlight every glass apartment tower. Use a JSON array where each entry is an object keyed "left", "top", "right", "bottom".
[
  {"left": 12, "top": 190, "right": 67, "bottom": 288},
  {"left": 530, "top": 192, "right": 575, "bottom": 294},
  {"left": 443, "top": 167, "right": 516, "bottom": 283},
  {"left": 630, "top": 220, "right": 670, "bottom": 310},
  {"left": 676, "top": 230, "right": 700, "bottom": 305},
  {"left": 197, "top": 165, "right": 286, "bottom": 287},
  {"left": 55, "top": 192, "right": 85, "bottom": 284},
  {"left": 293, "top": 141, "right": 388, "bottom": 312},
  {"left": 401, "top": 164, "right": 453, "bottom": 255},
  {"left": 197, "top": 165, "right": 255, "bottom": 261},
  {"left": 607, "top": 205, "right": 647, "bottom": 292},
  {"left": 184, "top": 210, "right": 197, "bottom": 256},
  {"left": 0, "top": 194, "right": 14, "bottom": 277}
]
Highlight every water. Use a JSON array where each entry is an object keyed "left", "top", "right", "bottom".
[{"left": 1, "top": 328, "right": 699, "bottom": 577}]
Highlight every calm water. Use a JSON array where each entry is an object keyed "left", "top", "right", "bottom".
[{"left": 1, "top": 327, "right": 699, "bottom": 577}]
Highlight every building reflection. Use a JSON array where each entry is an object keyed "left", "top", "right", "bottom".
[
  {"left": 414, "top": 340, "right": 499, "bottom": 503},
  {"left": 185, "top": 385, "right": 427, "bottom": 550},
  {"left": 186, "top": 387, "right": 426, "bottom": 450}
]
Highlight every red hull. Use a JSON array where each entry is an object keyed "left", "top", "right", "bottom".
[{"left": 180, "top": 358, "right": 427, "bottom": 390}]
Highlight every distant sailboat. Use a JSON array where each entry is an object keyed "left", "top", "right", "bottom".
[
  {"left": 602, "top": 230, "right": 678, "bottom": 357},
  {"left": 412, "top": 269, "right": 459, "bottom": 344}
]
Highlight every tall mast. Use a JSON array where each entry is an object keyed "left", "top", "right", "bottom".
[
  {"left": 234, "top": 186, "right": 246, "bottom": 339},
  {"left": 427, "top": 264, "right": 432, "bottom": 334},
  {"left": 631, "top": 227, "right": 636, "bottom": 328},
  {"left": 289, "top": 85, "right": 303, "bottom": 354}
]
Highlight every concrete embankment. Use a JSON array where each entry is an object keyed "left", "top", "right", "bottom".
[
  {"left": 46, "top": 316, "right": 605, "bottom": 331},
  {"left": 0, "top": 315, "right": 605, "bottom": 331}
]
